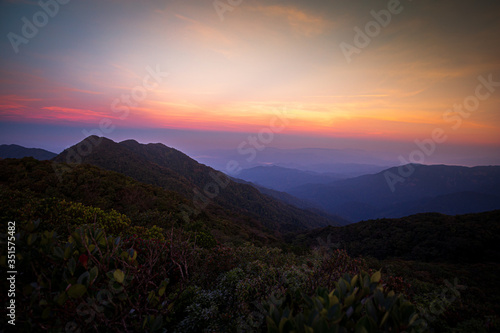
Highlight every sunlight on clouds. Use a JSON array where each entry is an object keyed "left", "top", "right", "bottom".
[
  {"left": 248, "top": 5, "right": 334, "bottom": 37},
  {"left": 1, "top": 0, "right": 499, "bottom": 150},
  {"left": 0, "top": 95, "right": 43, "bottom": 111},
  {"left": 172, "top": 13, "right": 242, "bottom": 60},
  {"left": 1, "top": 105, "right": 116, "bottom": 123}
]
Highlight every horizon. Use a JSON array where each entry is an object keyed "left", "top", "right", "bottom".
[
  {"left": 2, "top": 135, "right": 500, "bottom": 174},
  {"left": 1, "top": 0, "right": 499, "bottom": 166}
]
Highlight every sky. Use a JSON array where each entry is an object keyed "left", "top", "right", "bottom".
[{"left": 0, "top": 0, "right": 499, "bottom": 166}]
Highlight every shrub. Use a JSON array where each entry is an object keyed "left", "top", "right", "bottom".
[
  {"left": 265, "top": 271, "right": 422, "bottom": 333},
  {"left": 128, "top": 224, "right": 166, "bottom": 241},
  {"left": 307, "top": 249, "right": 368, "bottom": 293},
  {"left": 32, "top": 198, "right": 131, "bottom": 235},
  {"left": 4, "top": 220, "right": 180, "bottom": 332}
]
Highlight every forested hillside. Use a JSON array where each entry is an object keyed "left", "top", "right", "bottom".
[
  {"left": 1, "top": 151, "right": 499, "bottom": 332},
  {"left": 289, "top": 211, "right": 500, "bottom": 263},
  {"left": 52, "top": 136, "right": 344, "bottom": 232},
  {"left": 0, "top": 157, "right": 276, "bottom": 245}
]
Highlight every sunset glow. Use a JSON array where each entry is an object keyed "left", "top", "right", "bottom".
[{"left": 1, "top": 0, "right": 499, "bottom": 161}]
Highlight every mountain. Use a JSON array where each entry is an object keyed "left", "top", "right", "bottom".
[
  {"left": 6, "top": 157, "right": 500, "bottom": 330},
  {"left": 0, "top": 144, "right": 57, "bottom": 160},
  {"left": 288, "top": 164, "right": 500, "bottom": 222},
  {"left": 236, "top": 165, "right": 341, "bottom": 192},
  {"left": 231, "top": 177, "right": 350, "bottom": 225},
  {"left": 53, "top": 136, "right": 344, "bottom": 233},
  {"left": 191, "top": 147, "right": 392, "bottom": 175},
  {"left": 288, "top": 210, "right": 500, "bottom": 263},
  {"left": 0, "top": 157, "right": 278, "bottom": 245}
]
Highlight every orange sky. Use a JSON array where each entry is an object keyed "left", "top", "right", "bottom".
[{"left": 0, "top": 0, "right": 499, "bottom": 155}]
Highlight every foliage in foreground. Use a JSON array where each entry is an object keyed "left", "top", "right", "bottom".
[
  {"left": 3, "top": 207, "right": 498, "bottom": 332},
  {"left": 1, "top": 217, "right": 427, "bottom": 332},
  {"left": 265, "top": 271, "right": 420, "bottom": 333}
]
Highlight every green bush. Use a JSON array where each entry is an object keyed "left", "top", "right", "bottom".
[
  {"left": 27, "top": 198, "right": 131, "bottom": 235},
  {"left": 265, "top": 271, "right": 422, "bottom": 333},
  {"left": 0, "top": 217, "right": 469, "bottom": 332},
  {"left": 2, "top": 220, "right": 180, "bottom": 332},
  {"left": 129, "top": 224, "right": 165, "bottom": 241}
]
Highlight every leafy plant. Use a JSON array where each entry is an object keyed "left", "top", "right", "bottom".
[
  {"left": 265, "top": 271, "right": 422, "bottom": 333},
  {"left": 2, "top": 220, "right": 181, "bottom": 332}
]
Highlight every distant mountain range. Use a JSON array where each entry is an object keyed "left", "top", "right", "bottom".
[
  {"left": 5, "top": 140, "right": 500, "bottom": 225},
  {"left": 231, "top": 176, "right": 350, "bottom": 225},
  {"left": 287, "top": 164, "right": 500, "bottom": 222},
  {"left": 236, "top": 165, "right": 341, "bottom": 192},
  {"left": 191, "top": 147, "right": 392, "bottom": 175},
  {"left": 0, "top": 144, "right": 57, "bottom": 160},
  {"left": 52, "top": 136, "right": 345, "bottom": 233}
]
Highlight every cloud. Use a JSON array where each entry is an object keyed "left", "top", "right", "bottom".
[
  {"left": 249, "top": 5, "right": 333, "bottom": 36},
  {"left": 37, "top": 106, "right": 116, "bottom": 121},
  {"left": 0, "top": 95, "right": 42, "bottom": 112},
  {"left": 173, "top": 13, "right": 239, "bottom": 58},
  {"left": 62, "top": 88, "right": 104, "bottom": 96}
]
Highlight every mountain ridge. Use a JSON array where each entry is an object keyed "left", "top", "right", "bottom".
[
  {"left": 0, "top": 144, "right": 57, "bottom": 160},
  {"left": 235, "top": 165, "right": 342, "bottom": 192},
  {"left": 53, "top": 136, "right": 344, "bottom": 232},
  {"left": 0, "top": 157, "right": 277, "bottom": 244},
  {"left": 287, "top": 210, "right": 500, "bottom": 263},
  {"left": 288, "top": 163, "right": 500, "bottom": 222}
]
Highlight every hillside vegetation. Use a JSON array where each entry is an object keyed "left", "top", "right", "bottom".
[
  {"left": 289, "top": 211, "right": 500, "bottom": 263},
  {"left": 0, "top": 158, "right": 276, "bottom": 245},
  {"left": 53, "top": 136, "right": 344, "bottom": 232},
  {"left": 1, "top": 145, "right": 499, "bottom": 332}
]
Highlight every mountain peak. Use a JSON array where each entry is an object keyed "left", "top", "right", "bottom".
[
  {"left": 0, "top": 144, "right": 57, "bottom": 160},
  {"left": 53, "top": 136, "right": 343, "bottom": 231},
  {"left": 119, "top": 139, "right": 140, "bottom": 144}
]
